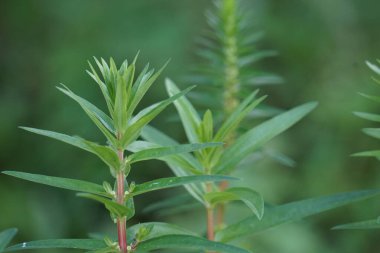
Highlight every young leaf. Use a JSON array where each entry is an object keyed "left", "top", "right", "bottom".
[
  {"left": 131, "top": 175, "right": 236, "bottom": 197},
  {"left": 77, "top": 193, "right": 133, "bottom": 219},
  {"left": 19, "top": 127, "right": 120, "bottom": 170},
  {"left": 121, "top": 85, "right": 195, "bottom": 147},
  {"left": 128, "top": 142, "right": 222, "bottom": 163},
  {"left": 333, "top": 218, "right": 380, "bottom": 230},
  {"left": 2, "top": 171, "right": 108, "bottom": 197},
  {"left": 213, "top": 90, "right": 265, "bottom": 142},
  {"left": 128, "top": 60, "right": 170, "bottom": 117},
  {"left": 0, "top": 228, "right": 17, "bottom": 251},
  {"left": 216, "top": 189, "right": 380, "bottom": 242},
  {"left": 214, "top": 102, "right": 318, "bottom": 174},
  {"left": 352, "top": 150, "right": 380, "bottom": 158},
  {"left": 363, "top": 128, "right": 380, "bottom": 139},
  {"left": 165, "top": 79, "right": 201, "bottom": 143},
  {"left": 134, "top": 235, "right": 251, "bottom": 253},
  {"left": 4, "top": 239, "right": 106, "bottom": 252},
  {"left": 204, "top": 187, "right": 264, "bottom": 220}
]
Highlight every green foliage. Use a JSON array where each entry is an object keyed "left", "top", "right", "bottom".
[
  {"left": 3, "top": 55, "right": 231, "bottom": 252},
  {"left": 216, "top": 189, "right": 380, "bottom": 242},
  {"left": 333, "top": 60, "right": 380, "bottom": 230},
  {"left": 0, "top": 229, "right": 17, "bottom": 252},
  {"left": 4, "top": 239, "right": 106, "bottom": 252}
]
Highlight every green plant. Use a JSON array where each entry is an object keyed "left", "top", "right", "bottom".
[
  {"left": 1, "top": 56, "right": 255, "bottom": 253},
  {"left": 140, "top": 0, "right": 380, "bottom": 250},
  {"left": 333, "top": 61, "right": 380, "bottom": 230}
]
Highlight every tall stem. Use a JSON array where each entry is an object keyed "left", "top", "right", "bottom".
[
  {"left": 217, "top": 0, "right": 240, "bottom": 228},
  {"left": 116, "top": 149, "right": 128, "bottom": 253}
]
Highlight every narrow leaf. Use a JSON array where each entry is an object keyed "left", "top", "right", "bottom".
[
  {"left": 134, "top": 235, "right": 250, "bottom": 253},
  {"left": 333, "top": 218, "right": 380, "bottom": 230},
  {"left": 5, "top": 239, "right": 105, "bottom": 252},
  {"left": 165, "top": 79, "right": 201, "bottom": 143},
  {"left": 214, "top": 102, "right": 318, "bottom": 174},
  {"left": 354, "top": 111, "right": 380, "bottom": 122},
  {"left": 121, "top": 85, "right": 195, "bottom": 147},
  {"left": 2, "top": 171, "right": 108, "bottom": 197},
  {"left": 205, "top": 187, "right": 264, "bottom": 219},
  {"left": 216, "top": 189, "right": 380, "bottom": 242},
  {"left": 131, "top": 175, "right": 235, "bottom": 196},
  {"left": 129, "top": 142, "right": 222, "bottom": 163},
  {"left": 77, "top": 193, "right": 133, "bottom": 219},
  {"left": 20, "top": 127, "right": 120, "bottom": 170},
  {"left": 0, "top": 229, "right": 17, "bottom": 251}
]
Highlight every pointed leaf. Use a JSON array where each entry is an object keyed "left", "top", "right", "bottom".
[
  {"left": 214, "top": 102, "right": 318, "bottom": 174},
  {"left": 2, "top": 171, "right": 108, "bottom": 197},
  {"left": 165, "top": 79, "right": 201, "bottom": 143},
  {"left": 354, "top": 111, "right": 380, "bottom": 123},
  {"left": 131, "top": 175, "right": 235, "bottom": 197},
  {"left": 121, "top": 85, "right": 195, "bottom": 147},
  {"left": 57, "top": 84, "right": 115, "bottom": 136},
  {"left": 127, "top": 222, "right": 196, "bottom": 242},
  {"left": 77, "top": 193, "right": 133, "bottom": 219},
  {"left": 363, "top": 128, "right": 380, "bottom": 139},
  {"left": 5, "top": 239, "right": 106, "bottom": 252},
  {"left": 134, "top": 235, "right": 250, "bottom": 253},
  {"left": 204, "top": 187, "right": 264, "bottom": 219},
  {"left": 216, "top": 189, "right": 380, "bottom": 242},
  {"left": 333, "top": 217, "right": 380, "bottom": 230},
  {"left": 352, "top": 150, "right": 380, "bottom": 158},
  {"left": 0, "top": 229, "right": 17, "bottom": 251},
  {"left": 129, "top": 142, "right": 222, "bottom": 163},
  {"left": 20, "top": 127, "right": 120, "bottom": 170},
  {"left": 128, "top": 60, "right": 169, "bottom": 117}
]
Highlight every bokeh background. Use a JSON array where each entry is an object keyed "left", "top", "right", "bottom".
[{"left": 1, "top": 0, "right": 380, "bottom": 252}]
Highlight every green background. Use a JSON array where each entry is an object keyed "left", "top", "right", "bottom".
[{"left": 1, "top": 0, "right": 380, "bottom": 252}]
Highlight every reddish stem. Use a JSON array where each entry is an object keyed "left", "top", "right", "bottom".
[
  {"left": 116, "top": 149, "right": 128, "bottom": 253},
  {"left": 206, "top": 183, "right": 215, "bottom": 241}
]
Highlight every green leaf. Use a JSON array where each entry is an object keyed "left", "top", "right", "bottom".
[
  {"left": 57, "top": 84, "right": 116, "bottom": 144},
  {"left": 216, "top": 189, "right": 380, "bottom": 242},
  {"left": 77, "top": 193, "right": 133, "bottom": 219},
  {"left": 134, "top": 235, "right": 250, "bottom": 253},
  {"left": 121, "top": 85, "right": 195, "bottom": 147},
  {"left": 333, "top": 217, "right": 380, "bottom": 230},
  {"left": 358, "top": 92, "right": 380, "bottom": 103},
  {"left": 131, "top": 175, "right": 235, "bottom": 197},
  {"left": 2, "top": 171, "right": 108, "bottom": 197},
  {"left": 20, "top": 127, "right": 120, "bottom": 170},
  {"left": 128, "top": 142, "right": 222, "bottom": 163},
  {"left": 214, "top": 90, "right": 265, "bottom": 142},
  {"left": 214, "top": 102, "right": 318, "bottom": 174},
  {"left": 127, "top": 222, "right": 196, "bottom": 242},
  {"left": 204, "top": 187, "right": 264, "bottom": 219},
  {"left": 5, "top": 239, "right": 106, "bottom": 252},
  {"left": 352, "top": 150, "right": 380, "bottom": 158},
  {"left": 128, "top": 60, "right": 169, "bottom": 117},
  {"left": 143, "top": 193, "right": 196, "bottom": 214},
  {"left": 366, "top": 61, "right": 380, "bottom": 75},
  {"left": 0, "top": 228, "right": 17, "bottom": 251},
  {"left": 354, "top": 111, "right": 380, "bottom": 122},
  {"left": 165, "top": 79, "right": 201, "bottom": 143},
  {"left": 363, "top": 128, "right": 380, "bottom": 139}
]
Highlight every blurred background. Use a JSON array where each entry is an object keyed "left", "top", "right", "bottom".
[{"left": 1, "top": 0, "right": 380, "bottom": 252}]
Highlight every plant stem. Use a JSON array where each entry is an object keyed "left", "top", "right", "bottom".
[
  {"left": 116, "top": 149, "right": 128, "bottom": 253},
  {"left": 206, "top": 183, "right": 215, "bottom": 241},
  {"left": 217, "top": 0, "right": 240, "bottom": 229}
]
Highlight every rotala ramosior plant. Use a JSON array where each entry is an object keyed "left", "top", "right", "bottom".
[
  {"left": 0, "top": 55, "right": 256, "bottom": 253},
  {"left": 140, "top": 1, "right": 380, "bottom": 251},
  {"left": 333, "top": 60, "right": 380, "bottom": 230}
]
